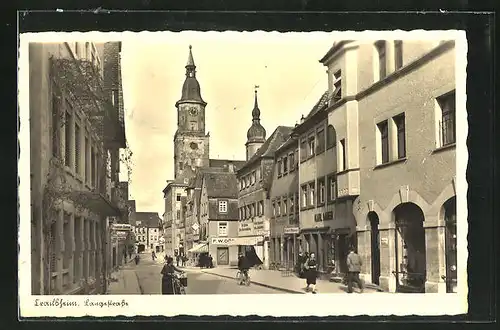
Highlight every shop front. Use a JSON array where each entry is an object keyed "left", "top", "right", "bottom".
[
  {"left": 208, "top": 237, "right": 254, "bottom": 267},
  {"left": 237, "top": 219, "right": 270, "bottom": 269},
  {"left": 282, "top": 226, "right": 300, "bottom": 269}
]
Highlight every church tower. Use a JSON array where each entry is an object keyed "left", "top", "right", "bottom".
[
  {"left": 174, "top": 45, "right": 210, "bottom": 180},
  {"left": 245, "top": 90, "right": 266, "bottom": 160}
]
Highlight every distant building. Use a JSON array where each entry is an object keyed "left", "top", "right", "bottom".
[
  {"left": 163, "top": 46, "right": 245, "bottom": 257},
  {"left": 133, "top": 212, "right": 163, "bottom": 253}
]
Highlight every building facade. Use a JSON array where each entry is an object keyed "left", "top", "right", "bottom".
[
  {"left": 29, "top": 41, "right": 127, "bottom": 295},
  {"left": 201, "top": 171, "right": 240, "bottom": 267},
  {"left": 268, "top": 136, "right": 300, "bottom": 268},
  {"left": 237, "top": 96, "right": 293, "bottom": 270},
  {"left": 162, "top": 181, "right": 188, "bottom": 256},
  {"left": 134, "top": 212, "right": 163, "bottom": 253},
  {"left": 337, "top": 40, "right": 458, "bottom": 293}
]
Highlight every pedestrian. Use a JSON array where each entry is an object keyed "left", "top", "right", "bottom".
[
  {"left": 123, "top": 250, "right": 127, "bottom": 263},
  {"left": 152, "top": 250, "right": 156, "bottom": 261},
  {"left": 176, "top": 254, "right": 180, "bottom": 267},
  {"left": 304, "top": 252, "right": 318, "bottom": 294},
  {"left": 346, "top": 246, "right": 364, "bottom": 293},
  {"left": 208, "top": 254, "right": 214, "bottom": 268},
  {"left": 160, "top": 257, "right": 185, "bottom": 294},
  {"left": 134, "top": 254, "right": 140, "bottom": 265},
  {"left": 128, "top": 250, "right": 132, "bottom": 260}
]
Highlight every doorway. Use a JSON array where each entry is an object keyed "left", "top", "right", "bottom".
[
  {"left": 217, "top": 247, "right": 229, "bottom": 265},
  {"left": 137, "top": 244, "right": 145, "bottom": 253},
  {"left": 394, "top": 203, "right": 426, "bottom": 293},
  {"left": 368, "top": 212, "right": 381, "bottom": 285},
  {"left": 444, "top": 197, "right": 457, "bottom": 293},
  {"left": 112, "top": 247, "right": 117, "bottom": 268}
]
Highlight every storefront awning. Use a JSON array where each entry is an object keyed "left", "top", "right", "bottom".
[{"left": 188, "top": 243, "right": 208, "bottom": 254}]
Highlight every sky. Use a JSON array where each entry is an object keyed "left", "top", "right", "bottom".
[{"left": 119, "top": 32, "right": 337, "bottom": 214}]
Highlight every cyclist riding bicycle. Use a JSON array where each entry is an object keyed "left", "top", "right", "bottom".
[{"left": 237, "top": 252, "right": 250, "bottom": 283}]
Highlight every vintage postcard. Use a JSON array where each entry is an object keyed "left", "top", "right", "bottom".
[{"left": 18, "top": 30, "right": 468, "bottom": 317}]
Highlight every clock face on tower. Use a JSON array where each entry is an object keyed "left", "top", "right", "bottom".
[{"left": 188, "top": 107, "right": 198, "bottom": 116}]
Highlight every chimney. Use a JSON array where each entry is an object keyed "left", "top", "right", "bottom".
[
  {"left": 300, "top": 115, "right": 305, "bottom": 124},
  {"left": 228, "top": 163, "right": 235, "bottom": 173}
]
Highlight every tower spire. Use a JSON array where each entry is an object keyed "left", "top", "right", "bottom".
[
  {"left": 185, "top": 45, "right": 196, "bottom": 78},
  {"left": 252, "top": 87, "right": 261, "bottom": 122}
]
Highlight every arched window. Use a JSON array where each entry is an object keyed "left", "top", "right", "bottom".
[{"left": 327, "top": 125, "right": 337, "bottom": 149}]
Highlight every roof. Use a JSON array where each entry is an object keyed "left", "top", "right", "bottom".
[
  {"left": 209, "top": 159, "right": 246, "bottom": 170},
  {"left": 162, "top": 178, "right": 189, "bottom": 194},
  {"left": 275, "top": 135, "right": 298, "bottom": 156},
  {"left": 176, "top": 46, "right": 206, "bottom": 106},
  {"left": 203, "top": 172, "right": 239, "bottom": 198},
  {"left": 134, "top": 212, "right": 162, "bottom": 227},
  {"left": 292, "top": 91, "right": 329, "bottom": 135},
  {"left": 238, "top": 126, "right": 294, "bottom": 173},
  {"left": 319, "top": 41, "right": 352, "bottom": 64}
]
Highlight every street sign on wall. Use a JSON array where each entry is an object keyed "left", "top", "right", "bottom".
[{"left": 284, "top": 226, "right": 300, "bottom": 234}]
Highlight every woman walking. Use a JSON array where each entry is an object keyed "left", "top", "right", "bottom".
[
  {"left": 304, "top": 252, "right": 318, "bottom": 294},
  {"left": 160, "top": 257, "right": 185, "bottom": 294}
]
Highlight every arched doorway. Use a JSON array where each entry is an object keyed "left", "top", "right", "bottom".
[
  {"left": 368, "top": 212, "right": 381, "bottom": 285},
  {"left": 443, "top": 197, "right": 457, "bottom": 293},
  {"left": 137, "top": 244, "right": 145, "bottom": 253},
  {"left": 394, "top": 203, "right": 426, "bottom": 293}
]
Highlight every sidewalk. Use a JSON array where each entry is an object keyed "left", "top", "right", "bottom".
[
  {"left": 202, "top": 267, "right": 383, "bottom": 294},
  {"left": 107, "top": 264, "right": 142, "bottom": 294}
]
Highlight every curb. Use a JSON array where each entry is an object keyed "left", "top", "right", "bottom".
[{"left": 202, "top": 271, "right": 304, "bottom": 294}]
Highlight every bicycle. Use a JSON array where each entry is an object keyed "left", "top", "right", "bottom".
[
  {"left": 173, "top": 273, "right": 187, "bottom": 294},
  {"left": 236, "top": 270, "right": 251, "bottom": 286}
]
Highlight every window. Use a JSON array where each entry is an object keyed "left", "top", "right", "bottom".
[
  {"left": 251, "top": 204, "right": 256, "bottom": 217},
  {"left": 277, "top": 201, "right": 281, "bottom": 216},
  {"left": 289, "top": 152, "right": 295, "bottom": 172},
  {"left": 300, "top": 139, "right": 307, "bottom": 161},
  {"left": 64, "top": 110, "right": 72, "bottom": 167},
  {"left": 52, "top": 94, "right": 61, "bottom": 158},
  {"left": 176, "top": 194, "right": 181, "bottom": 201},
  {"left": 301, "top": 185, "right": 307, "bottom": 208},
  {"left": 332, "top": 70, "right": 342, "bottom": 102},
  {"left": 328, "top": 176, "right": 337, "bottom": 201},
  {"left": 91, "top": 148, "right": 96, "bottom": 186},
  {"left": 218, "top": 222, "right": 228, "bottom": 236},
  {"left": 395, "top": 40, "right": 403, "bottom": 70},
  {"left": 316, "top": 128, "right": 325, "bottom": 154},
  {"left": 295, "top": 193, "right": 300, "bottom": 212},
  {"left": 272, "top": 201, "right": 276, "bottom": 217},
  {"left": 326, "top": 125, "right": 336, "bottom": 149},
  {"left": 438, "top": 91, "right": 456, "bottom": 146},
  {"left": 176, "top": 210, "right": 181, "bottom": 219},
  {"left": 179, "top": 162, "right": 184, "bottom": 171},
  {"left": 377, "top": 121, "right": 389, "bottom": 164},
  {"left": 259, "top": 201, "right": 264, "bottom": 215},
  {"left": 84, "top": 136, "right": 89, "bottom": 182},
  {"left": 393, "top": 113, "right": 406, "bottom": 159},
  {"left": 309, "top": 182, "right": 315, "bottom": 207},
  {"left": 257, "top": 167, "right": 262, "bottom": 181},
  {"left": 308, "top": 135, "right": 315, "bottom": 157},
  {"left": 251, "top": 172, "right": 256, "bottom": 184},
  {"left": 340, "top": 139, "right": 347, "bottom": 171},
  {"left": 318, "top": 178, "right": 326, "bottom": 204},
  {"left": 277, "top": 159, "right": 282, "bottom": 176},
  {"left": 75, "top": 123, "right": 81, "bottom": 174},
  {"left": 376, "top": 41, "right": 387, "bottom": 80},
  {"left": 289, "top": 196, "right": 294, "bottom": 214},
  {"left": 283, "top": 155, "right": 288, "bottom": 173},
  {"left": 283, "top": 198, "right": 288, "bottom": 214},
  {"left": 218, "top": 200, "right": 228, "bottom": 213}
]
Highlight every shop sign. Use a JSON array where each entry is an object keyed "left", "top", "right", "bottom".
[
  {"left": 211, "top": 236, "right": 263, "bottom": 246},
  {"left": 253, "top": 220, "right": 269, "bottom": 236},
  {"left": 238, "top": 221, "right": 254, "bottom": 236},
  {"left": 284, "top": 226, "right": 300, "bottom": 234},
  {"left": 112, "top": 223, "right": 132, "bottom": 231}
]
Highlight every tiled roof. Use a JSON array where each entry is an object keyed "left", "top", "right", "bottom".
[
  {"left": 209, "top": 159, "right": 246, "bottom": 170},
  {"left": 238, "top": 126, "right": 294, "bottom": 172},
  {"left": 305, "top": 91, "right": 330, "bottom": 119},
  {"left": 275, "top": 135, "right": 298, "bottom": 156},
  {"left": 204, "top": 172, "right": 239, "bottom": 198},
  {"left": 135, "top": 212, "right": 162, "bottom": 228}
]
